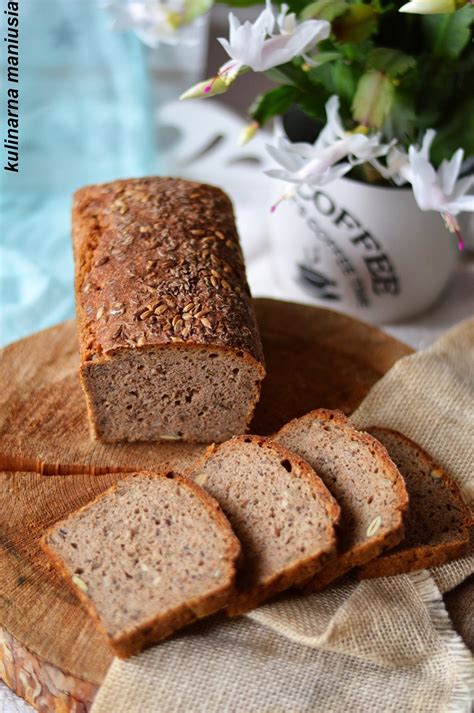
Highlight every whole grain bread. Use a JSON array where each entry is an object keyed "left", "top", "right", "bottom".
[
  {"left": 73, "top": 177, "right": 265, "bottom": 443},
  {"left": 275, "top": 410, "right": 408, "bottom": 590},
  {"left": 190, "top": 435, "right": 340, "bottom": 615},
  {"left": 359, "top": 428, "right": 472, "bottom": 579},
  {"left": 40, "top": 471, "right": 240, "bottom": 658}
]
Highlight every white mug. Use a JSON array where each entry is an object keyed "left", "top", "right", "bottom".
[{"left": 268, "top": 175, "right": 460, "bottom": 324}]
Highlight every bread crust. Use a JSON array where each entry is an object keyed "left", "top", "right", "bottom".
[
  {"left": 40, "top": 471, "right": 241, "bottom": 658},
  {"left": 358, "top": 428, "right": 472, "bottom": 580},
  {"left": 275, "top": 409, "right": 409, "bottom": 592},
  {"left": 72, "top": 177, "right": 265, "bottom": 442},
  {"left": 191, "top": 435, "right": 341, "bottom": 615}
]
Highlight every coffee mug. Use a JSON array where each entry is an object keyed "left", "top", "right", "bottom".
[{"left": 268, "top": 175, "right": 460, "bottom": 324}]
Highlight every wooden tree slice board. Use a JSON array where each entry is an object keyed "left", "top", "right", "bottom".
[
  {"left": 0, "top": 298, "right": 412, "bottom": 711},
  {"left": 0, "top": 471, "right": 118, "bottom": 712},
  {"left": 0, "top": 299, "right": 411, "bottom": 475}
]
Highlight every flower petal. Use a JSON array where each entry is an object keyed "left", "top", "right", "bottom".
[
  {"left": 445, "top": 195, "right": 474, "bottom": 214},
  {"left": 451, "top": 174, "right": 474, "bottom": 201},
  {"left": 420, "top": 129, "right": 436, "bottom": 160},
  {"left": 266, "top": 141, "right": 305, "bottom": 172},
  {"left": 438, "top": 149, "right": 464, "bottom": 196}
]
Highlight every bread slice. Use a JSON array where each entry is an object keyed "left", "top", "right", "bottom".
[
  {"left": 275, "top": 410, "right": 408, "bottom": 590},
  {"left": 359, "top": 428, "right": 472, "bottom": 579},
  {"left": 40, "top": 471, "right": 240, "bottom": 657},
  {"left": 190, "top": 435, "right": 340, "bottom": 615}
]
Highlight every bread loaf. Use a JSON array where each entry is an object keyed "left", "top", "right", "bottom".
[
  {"left": 275, "top": 409, "right": 408, "bottom": 590},
  {"left": 40, "top": 471, "right": 240, "bottom": 658},
  {"left": 190, "top": 435, "right": 340, "bottom": 614},
  {"left": 73, "top": 177, "right": 265, "bottom": 443},
  {"left": 359, "top": 428, "right": 471, "bottom": 578}
]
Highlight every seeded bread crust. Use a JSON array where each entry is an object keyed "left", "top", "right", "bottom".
[
  {"left": 72, "top": 177, "right": 265, "bottom": 441},
  {"left": 358, "top": 428, "right": 472, "bottom": 579},
  {"left": 275, "top": 410, "right": 409, "bottom": 591},
  {"left": 40, "top": 471, "right": 241, "bottom": 658},
  {"left": 191, "top": 435, "right": 341, "bottom": 615}
]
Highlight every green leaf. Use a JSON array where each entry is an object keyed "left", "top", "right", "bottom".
[
  {"left": 339, "top": 39, "right": 373, "bottom": 63},
  {"left": 352, "top": 70, "right": 394, "bottom": 128},
  {"left": 182, "top": 0, "right": 213, "bottom": 23},
  {"left": 249, "top": 85, "right": 301, "bottom": 126},
  {"left": 301, "top": 0, "right": 348, "bottom": 21},
  {"left": 431, "top": 96, "right": 474, "bottom": 164},
  {"left": 407, "top": 53, "right": 467, "bottom": 131},
  {"left": 332, "top": 4, "right": 379, "bottom": 43},
  {"left": 308, "top": 60, "right": 359, "bottom": 106},
  {"left": 421, "top": 5, "right": 473, "bottom": 60},
  {"left": 306, "top": 51, "right": 343, "bottom": 66},
  {"left": 331, "top": 62, "right": 359, "bottom": 104},
  {"left": 265, "top": 67, "right": 296, "bottom": 86},
  {"left": 383, "top": 88, "right": 417, "bottom": 144},
  {"left": 366, "top": 48, "right": 416, "bottom": 78},
  {"left": 298, "top": 92, "right": 331, "bottom": 123},
  {"left": 265, "top": 62, "right": 315, "bottom": 92}
]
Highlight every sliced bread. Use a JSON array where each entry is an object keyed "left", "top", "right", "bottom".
[
  {"left": 40, "top": 471, "right": 240, "bottom": 657},
  {"left": 275, "top": 409, "right": 408, "bottom": 590},
  {"left": 189, "top": 435, "right": 340, "bottom": 615},
  {"left": 359, "top": 428, "right": 471, "bottom": 579}
]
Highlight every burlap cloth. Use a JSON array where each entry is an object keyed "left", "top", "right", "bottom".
[{"left": 92, "top": 318, "right": 474, "bottom": 713}]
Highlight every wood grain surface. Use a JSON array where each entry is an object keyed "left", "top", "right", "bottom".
[
  {"left": 0, "top": 299, "right": 411, "bottom": 475},
  {"left": 0, "top": 472, "right": 118, "bottom": 687},
  {"left": 0, "top": 298, "right": 412, "bottom": 711}
]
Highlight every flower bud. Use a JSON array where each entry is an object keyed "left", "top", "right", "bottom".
[
  {"left": 238, "top": 121, "right": 259, "bottom": 146},
  {"left": 399, "top": 0, "right": 464, "bottom": 14},
  {"left": 180, "top": 76, "right": 229, "bottom": 100}
]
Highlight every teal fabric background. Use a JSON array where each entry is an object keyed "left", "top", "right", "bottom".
[{"left": 0, "top": 0, "right": 159, "bottom": 346}]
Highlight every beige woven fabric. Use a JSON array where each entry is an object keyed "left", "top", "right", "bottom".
[
  {"left": 92, "top": 319, "right": 474, "bottom": 713},
  {"left": 351, "top": 317, "right": 474, "bottom": 508}
]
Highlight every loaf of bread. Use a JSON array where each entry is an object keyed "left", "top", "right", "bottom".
[
  {"left": 40, "top": 471, "right": 241, "bottom": 658},
  {"left": 190, "top": 435, "right": 340, "bottom": 615},
  {"left": 275, "top": 409, "right": 409, "bottom": 590},
  {"left": 359, "top": 428, "right": 471, "bottom": 578},
  {"left": 73, "top": 177, "right": 265, "bottom": 443}
]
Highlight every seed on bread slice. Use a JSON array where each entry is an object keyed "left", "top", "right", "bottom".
[
  {"left": 359, "top": 428, "right": 471, "bottom": 579},
  {"left": 275, "top": 409, "right": 408, "bottom": 590},
  {"left": 40, "top": 471, "right": 240, "bottom": 658},
  {"left": 189, "top": 435, "right": 340, "bottom": 615}
]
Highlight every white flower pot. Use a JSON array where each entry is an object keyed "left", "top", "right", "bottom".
[{"left": 268, "top": 123, "right": 460, "bottom": 323}]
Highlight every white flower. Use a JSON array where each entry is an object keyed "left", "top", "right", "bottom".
[
  {"left": 360, "top": 129, "right": 473, "bottom": 216},
  {"left": 266, "top": 137, "right": 354, "bottom": 187},
  {"left": 266, "top": 96, "right": 394, "bottom": 188},
  {"left": 369, "top": 129, "right": 473, "bottom": 248},
  {"left": 402, "top": 130, "right": 474, "bottom": 215},
  {"left": 276, "top": 4, "right": 297, "bottom": 33},
  {"left": 217, "top": 1, "right": 330, "bottom": 82},
  {"left": 370, "top": 145, "right": 410, "bottom": 186},
  {"left": 104, "top": 0, "right": 210, "bottom": 47}
]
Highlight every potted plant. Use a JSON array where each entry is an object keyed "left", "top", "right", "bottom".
[{"left": 183, "top": 0, "right": 474, "bottom": 322}]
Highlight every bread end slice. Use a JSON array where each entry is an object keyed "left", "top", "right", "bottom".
[
  {"left": 358, "top": 428, "right": 471, "bottom": 580},
  {"left": 40, "top": 471, "right": 240, "bottom": 658}
]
